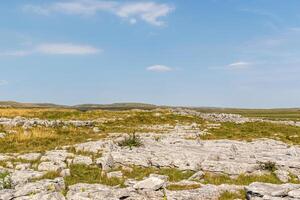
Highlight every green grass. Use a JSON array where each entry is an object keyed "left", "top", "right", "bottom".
[
  {"left": 219, "top": 190, "right": 246, "bottom": 200},
  {"left": 201, "top": 122, "right": 300, "bottom": 145},
  {"left": 194, "top": 108, "right": 300, "bottom": 122},
  {"left": 118, "top": 133, "right": 143, "bottom": 149},
  {"left": 166, "top": 184, "right": 201, "bottom": 191},
  {"left": 64, "top": 164, "right": 125, "bottom": 187},
  {"left": 202, "top": 172, "right": 282, "bottom": 185},
  {"left": 0, "top": 172, "right": 12, "bottom": 189},
  {"left": 122, "top": 166, "right": 195, "bottom": 182}
]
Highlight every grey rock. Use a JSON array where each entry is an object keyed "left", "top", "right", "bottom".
[
  {"left": 107, "top": 171, "right": 123, "bottom": 179},
  {"left": 72, "top": 155, "right": 93, "bottom": 165},
  {"left": 17, "top": 153, "right": 41, "bottom": 161},
  {"left": 133, "top": 176, "right": 166, "bottom": 191},
  {"left": 96, "top": 153, "right": 114, "bottom": 171},
  {"left": 11, "top": 170, "right": 45, "bottom": 186},
  {"left": 38, "top": 161, "right": 66, "bottom": 172},
  {"left": 188, "top": 171, "right": 205, "bottom": 181},
  {"left": 274, "top": 170, "right": 290, "bottom": 183}
]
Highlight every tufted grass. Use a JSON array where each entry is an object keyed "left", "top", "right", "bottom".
[{"left": 201, "top": 122, "right": 300, "bottom": 145}]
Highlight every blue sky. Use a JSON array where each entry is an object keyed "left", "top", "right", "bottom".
[{"left": 1, "top": 0, "right": 300, "bottom": 108}]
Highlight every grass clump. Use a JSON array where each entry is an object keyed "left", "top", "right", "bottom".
[
  {"left": 118, "top": 133, "right": 143, "bottom": 149},
  {"left": 0, "top": 172, "right": 12, "bottom": 189},
  {"left": 167, "top": 184, "right": 200, "bottom": 191},
  {"left": 258, "top": 161, "right": 276, "bottom": 172},
  {"left": 202, "top": 172, "right": 281, "bottom": 185},
  {"left": 219, "top": 190, "right": 246, "bottom": 200},
  {"left": 64, "top": 164, "right": 124, "bottom": 187},
  {"left": 201, "top": 122, "right": 300, "bottom": 145}
]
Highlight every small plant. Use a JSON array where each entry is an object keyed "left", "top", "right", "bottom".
[
  {"left": 258, "top": 161, "right": 276, "bottom": 172},
  {"left": 0, "top": 172, "right": 12, "bottom": 189},
  {"left": 118, "top": 132, "right": 143, "bottom": 150}
]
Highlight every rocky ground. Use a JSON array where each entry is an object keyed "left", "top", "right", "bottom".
[{"left": 1, "top": 109, "right": 300, "bottom": 199}]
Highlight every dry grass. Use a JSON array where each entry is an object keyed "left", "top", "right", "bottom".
[
  {"left": 0, "top": 126, "right": 107, "bottom": 153},
  {"left": 219, "top": 190, "right": 246, "bottom": 200},
  {"left": 166, "top": 184, "right": 201, "bottom": 191}
]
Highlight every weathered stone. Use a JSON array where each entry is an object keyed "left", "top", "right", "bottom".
[
  {"left": 246, "top": 182, "right": 300, "bottom": 199},
  {"left": 38, "top": 161, "right": 66, "bottom": 172},
  {"left": 0, "top": 132, "right": 6, "bottom": 138},
  {"left": 15, "top": 163, "right": 31, "bottom": 170},
  {"left": 96, "top": 153, "right": 114, "bottom": 171},
  {"left": 41, "top": 150, "right": 73, "bottom": 163},
  {"left": 72, "top": 155, "right": 93, "bottom": 165},
  {"left": 11, "top": 170, "right": 45, "bottom": 186},
  {"left": 188, "top": 171, "right": 205, "bottom": 181},
  {"left": 274, "top": 170, "right": 290, "bottom": 183},
  {"left": 14, "top": 178, "right": 65, "bottom": 198},
  {"left": 60, "top": 169, "right": 70, "bottom": 177},
  {"left": 66, "top": 183, "right": 163, "bottom": 200},
  {"left": 133, "top": 176, "right": 166, "bottom": 191},
  {"left": 107, "top": 171, "right": 123, "bottom": 179},
  {"left": 17, "top": 153, "right": 41, "bottom": 161}
]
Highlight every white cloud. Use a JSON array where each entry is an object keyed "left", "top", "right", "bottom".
[
  {"left": 35, "top": 43, "right": 100, "bottom": 55},
  {"left": 23, "top": 0, "right": 174, "bottom": 26},
  {"left": 0, "top": 50, "right": 31, "bottom": 57},
  {"left": 0, "top": 80, "right": 8, "bottom": 86},
  {"left": 228, "top": 61, "right": 251, "bottom": 69},
  {"left": 147, "top": 65, "right": 172, "bottom": 72},
  {"left": 0, "top": 43, "right": 101, "bottom": 56},
  {"left": 115, "top": 2, "right": 174, "bottom": 26}
]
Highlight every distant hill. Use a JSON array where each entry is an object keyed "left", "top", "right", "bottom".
[
  {"left": 0, "top": 101, "right": 66, "bottom": 108},
  {"left": 0, "top": 101, "right": 157, "bottom": 110},
  {"left": 74, "top": 103, "right": 158, "bottom": 111}
]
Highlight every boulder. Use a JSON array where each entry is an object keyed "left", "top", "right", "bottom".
[{"left": 133, "top": 176, "right": 166, "bottom": 191}]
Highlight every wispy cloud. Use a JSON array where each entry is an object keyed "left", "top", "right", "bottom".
[
  {"left": 0, "top": 43, "right": 101, "bottom": 56},
  {"left": 147, "top": 65, "right": 173, "bottom": 72},
  {"left": 23, "top": 0, "right": 175, "bottom": 26},
  {"left": 0, "top": 80, "right": 8, "bottom": 86},
  {"left": 227, "top": 61, "right": 251, "bottom": 70},
  {"left": 35, "top": 43, "right": 100, "bottom": 55}
]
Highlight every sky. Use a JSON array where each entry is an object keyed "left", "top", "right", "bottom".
[{"left": 1, "top": 0, "right": 300, "bottom": 108}]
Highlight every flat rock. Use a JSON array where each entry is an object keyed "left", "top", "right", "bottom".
[
  {"left": 17, "top": 153, "right": 41, "bottom": 161},
  {"left": 38, "top": 161, "right": 66, "bottom": 172},
  {"left": 133, "top": 176, "right": 166, "bottom": 191},
  {"left": 72, "top": 155, "right": 93, "bottom": 165}
]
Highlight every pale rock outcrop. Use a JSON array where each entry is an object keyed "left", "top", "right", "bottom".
[
  {"left": 133, "top": 176, "right": 167, "bottom": 191},
  {"left": 72, "top": 156, "right": 93, "bottom": 165},
  {"left": 17, "top": 153, "right": 41, "bottom": 161},
  {"left": 10, "top": 170, "right": 45, "bottom": 186},
  {"left": 38, "top": 161, "right": 66, "bottom": 172},
  {"left": 246, "top": 182, "right": 300, "bottom": 199}
]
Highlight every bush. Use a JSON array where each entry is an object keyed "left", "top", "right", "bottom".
[
  {"left": 118, "top": 132, "right": 143, "bottom": 149},
  {"left": 258, "top": 161, "right": 276, "bottom": 172}
]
